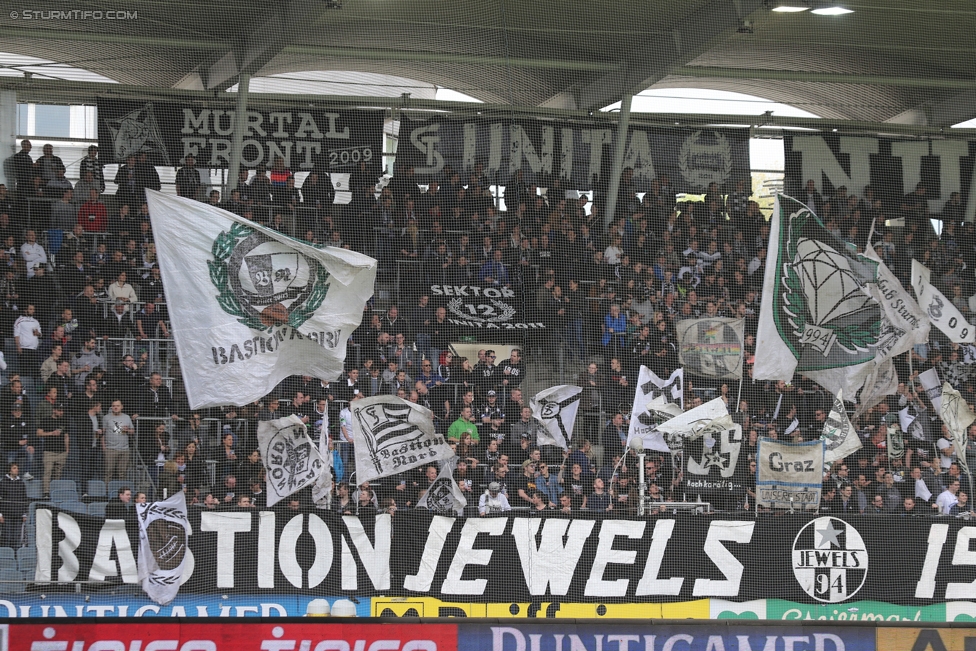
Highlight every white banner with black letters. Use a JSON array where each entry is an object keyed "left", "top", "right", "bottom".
[
  {"left": 912, "top": 259, "right": 976, "bottom": 344},
  {"left": 137, "top": 491, "right": 191, "bottom": 606},
  {"left": 756, "top": 438, "right": 824, "bottom": 511},
  {"left": 351, "top": 396, "right": 454, "bottom": 483},
  {"left": 257, "top": 415, "right": 327, "bottom": 508}
]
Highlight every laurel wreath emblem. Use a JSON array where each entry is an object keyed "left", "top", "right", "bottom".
[
  {"left": 207, "top": 223, "right": 331, "bottom": 332},
  {"left": 446, "top": 297, "right": 517, "bottom": 323}
]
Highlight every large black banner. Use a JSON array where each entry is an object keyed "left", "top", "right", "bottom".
[
  {"left": 33, "top": 507, "right": 976, "bottom": 605},
  {"left": 784, "top": 134, "right": 976, "bottom": 221},
  {"left": 96, "top": 99, "right": 384, "bottom": 173},
  {"left": 399, "top": 116, "right": 751, "bottom": 192},
  {"left": 429, "top": 283, "right": 545, "bottom": 335}
]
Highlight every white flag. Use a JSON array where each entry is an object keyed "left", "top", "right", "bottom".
[
  {"left": 821, "top": 389, "right": 862, "bottom": 463},
  {"left": 311, "top": 411, "right": 333, "bottom": 508},
  {"left": 627, "top": 367, "right": 683, "bottom": 452},
  {"left": 755, "top": 195, "right": 882, "bottom": 397},
  {"left": 899, "top": 406, "right": 927, "bottom": 441},
  {"left": 918, "top": 368, "right": 943, "bottom": 412},
  {"left": 137, "top": 491, "right": 190, "bottom": 606},
  {"left": 676, "top": 318, "right": 745, "bottom": 379},
  {"left": 350, "top": 396, "right": 454, "bottom": 483},
  {"left": 648, "top": 394, "right": 684, "bottom": 419},
  {"left": 854, "top": 358, "right": 899, "bottom": 419},
  {"left": 416, "top": 457, "right": 467, "bottom": 515},
  {"left": 655, "top": 397, "right": 733, "bottom": 451},
  {"left": 911, "top": 259, "right": 975, "bottom": 343},
  {"left": 257, "top": 415, "right": 327, "bottom": 507},
  {"left": 862, "top": 246, "right": 930, "bottom": 360},
  {"left": 530, "top": 385, "right": 582, "bottom": 451},
  {"left": 147, "top": 191, "right": 377, "bottom": 409},
  {"left": 940, "top": 382, "right": 976, "bottom": 476}
]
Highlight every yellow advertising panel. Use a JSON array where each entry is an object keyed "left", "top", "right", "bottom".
[
  {"left": 877, "top": 627, "right": 976, "bottom": 651},
  {"left": 371, "top": 597, "right": 709, "bottom": 619}
]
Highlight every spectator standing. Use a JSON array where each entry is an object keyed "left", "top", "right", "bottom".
[
  {"left": 102, "top": 400, "right": 134, "bottom": 485},
  {"left": 37, "top": 393, "right": 68, "bottom": 497},
  {"left": 13, "top": 304, "right": 42, "bottom": 378},
  {"left": 175, "top": 155, "right": 203, "bottom": 200}
]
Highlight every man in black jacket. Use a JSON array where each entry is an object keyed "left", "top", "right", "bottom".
[{"left": 0, "top": 463, "right": 27, "bottom": 547}]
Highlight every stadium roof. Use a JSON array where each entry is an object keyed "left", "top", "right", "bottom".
[{"left": 0, "top": 0, "right": 974, "bottom": 130}]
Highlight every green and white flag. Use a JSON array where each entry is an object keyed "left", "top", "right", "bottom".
[
  {"left": 755, "top": 195, "right": 882, "bottom": 397},
  {"left": 147, "top": 191, "right": 377, "bottom": 409}
]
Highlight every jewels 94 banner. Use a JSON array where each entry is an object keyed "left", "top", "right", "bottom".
[{"left": 30, "top": 507, "right": 976, "bottom": 606}]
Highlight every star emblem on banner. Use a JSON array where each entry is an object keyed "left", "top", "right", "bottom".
[
  {"left": 815, "top": 520, "right": 841, "bottom": 548},
  {"left": 702, "top": 450, "right": 727, "bottom": 470}
]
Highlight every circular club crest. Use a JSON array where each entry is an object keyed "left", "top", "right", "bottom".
[
  {"left": 208, "top": 223, "right": 330, "bottom": 331},
  {"left": 146, "top": 518, "right": 187, "bottom": 571},
  {"left": 678, "top": 130, "right": 733, "bottom": 189},
  {"left": 792, "top": 516, "right": 867, "bottom": 603}
]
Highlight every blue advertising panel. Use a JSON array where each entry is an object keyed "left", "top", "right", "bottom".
[
  {"left": 0, "top": 594, "right": 371, "bottom": 618},
  {"left": 462, "top": 624, "right": 876, "bottom": 651}
]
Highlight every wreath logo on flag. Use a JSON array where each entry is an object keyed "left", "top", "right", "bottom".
[{"left": 208, "top": 223, "right": 331, "bottom": 332}]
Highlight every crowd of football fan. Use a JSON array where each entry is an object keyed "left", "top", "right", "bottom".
[{"left": 0, "top": 138, "right": 973, "bottom": 546}]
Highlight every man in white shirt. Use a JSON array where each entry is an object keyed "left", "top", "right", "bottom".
[
  {"left": 938, "top": 429, "right": 955, "bottom": 469},
  {"left": 478, "top": 481, "right": 511, "bottom": 515},
  {"left": 937, "top": 479, "right": 961, "bottom": 515},
  {"left": 13, "top": 304, "right": 41, "bottom": 377},
  {"left": 20, "top": 230, "right": 47, "bottom": 278}
]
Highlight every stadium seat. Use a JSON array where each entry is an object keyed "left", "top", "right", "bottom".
[
  {"left": 0, "top": 548, "right": 14, "bottom": 564},
  {"left": 108, "top": 480, "right": 129, "bottom": 497},
  {"left": 50, "top": 480, "right": 77, "bottom": 494},
  {"left": 0, "top": 569, "right": 24, "bottom": 593},
  {"left": 88, "top": 502, "right": 106, "bottom": 519},
  {"left": 50, "top": 489, "right": 79, "bottom": 504},
  {"left": 0, "top": 558, "right": 16, "bottom": 571},
  {"left": 60, "top": 501, "right": 87, "bottom": 515},
  {"left": 86, "top": 480, "right": 107, "bottom": 499},
  {"left": 16, "top": 548, "right": 35, "bottom": 571},
  {"left": 24, "top": 477, "right": 42, "bottom": 500}
]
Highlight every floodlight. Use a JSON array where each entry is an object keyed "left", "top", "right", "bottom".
[{"left": 811, "top": 5, "right": 854, "bottom": 14}]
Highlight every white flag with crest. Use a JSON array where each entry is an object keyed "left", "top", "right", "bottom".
[
  {"left": 416, "top": 457, "right": 467, "bottom": 515},
  {"left": 257, "top": 414, "right": 327, "bottom": 507},
  {"left": 351, "top": 396, "right": 454, "bottom": 483},
  {"left": 821, "top": 389, "right": 862, "bottom": 463},
  {"left": 147, "top": 190, "right": 377, "bottom": 409},
  {"left": 530, "top": 385, "right": 582, "bottom": 451},
  {"left": 137, "top": 490, "right": 190, "bottom": 606}
]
